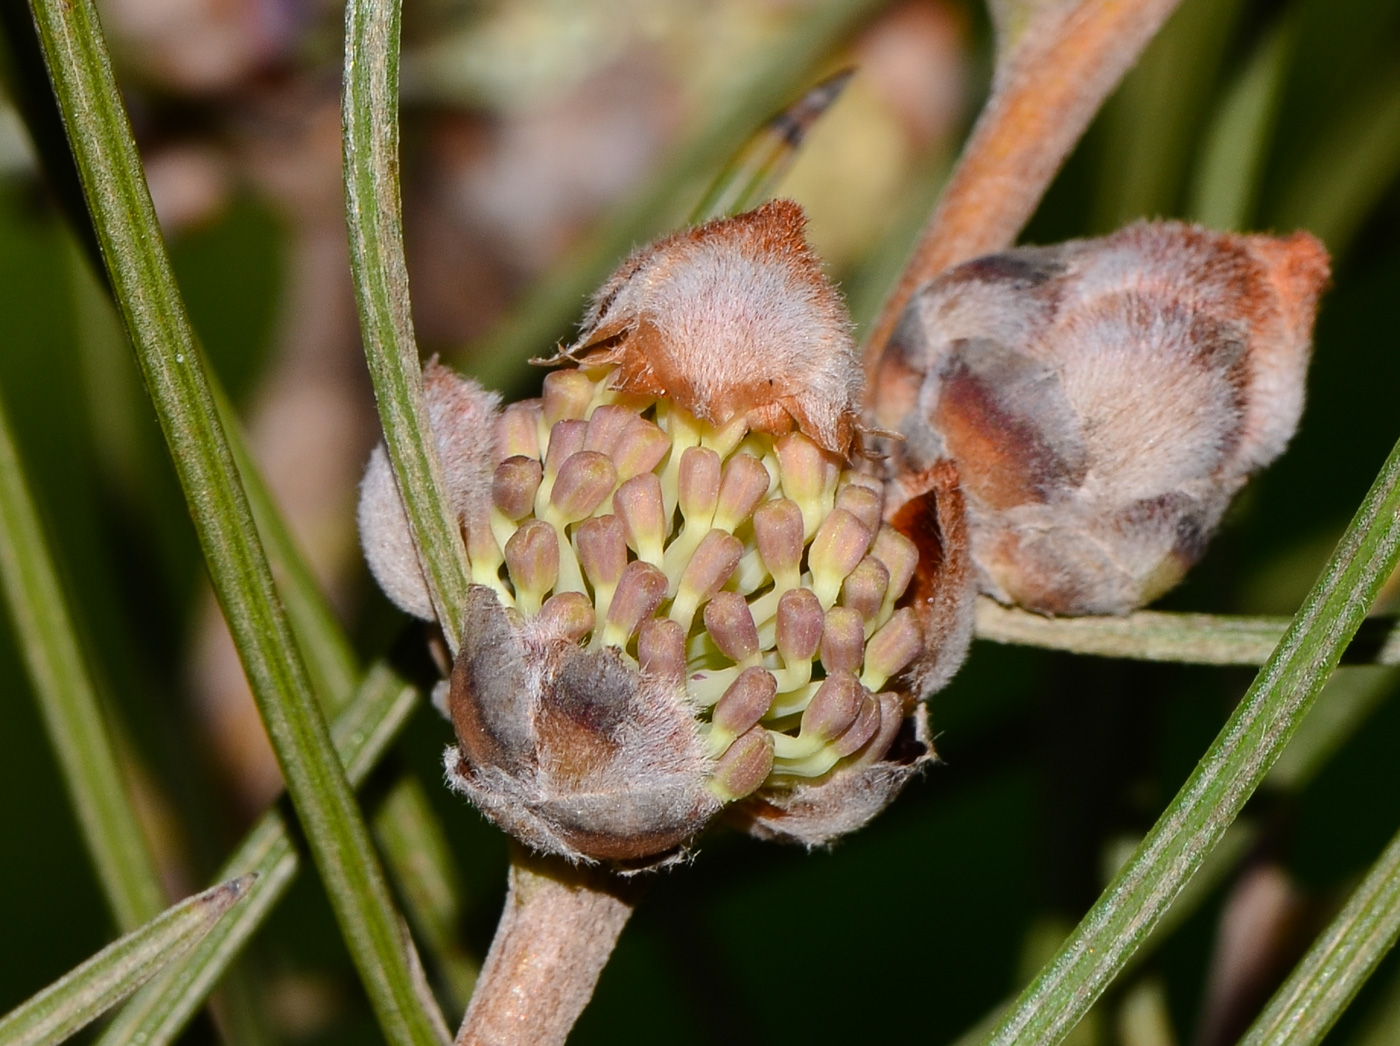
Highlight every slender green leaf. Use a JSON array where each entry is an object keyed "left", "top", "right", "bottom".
[
  {"left": 0, "top": 877, "right": 254, "bottom": 1046},
  {"left": 1188, "top": 18, "right": 1293, "bottom": 229},
  {"left": 0, "top": 384, "right": 165, "bottom": 932},
  {"left": 343, "top": 0, "right": 472, "bottom": 655},
  {"left": 25, "top": 0, "right": 445, "bottom": 1040},
  {"left": 1267, "top": 667, "right": 1400, "bottom": 791},
  {"left": 977, "top": 435, "right": 1400, "bottom": 1046},
  {"left": 372, "top": 773, "right": 479, "bottom": 1012},
  {"left": 1094, "top": 0, "right": 1246, "bottom": 228},
  {"left": 974, "top": 598, "right": 1400, "bottom": 666},
  {"left": 462, "top": 0, "right": 892, "bottom": 395},
  {"left": 97, "top": 660, "right": 422, "bottom": 1046},
  {"left": 689, "top": 68, "right": 853, "bottom": 224},
  {"left": 1238, "top": 823, "right": 1400, "bottom": 1046},
  {"left": 212, "top": 382, "right": 360, "bottom": 707}
]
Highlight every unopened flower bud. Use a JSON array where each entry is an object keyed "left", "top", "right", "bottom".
[
  {"left": 613, "top": 473, "right": 667, "bottom": 567},
  {"left": 541, "top": 419, "right": 587, "bottom": 482},
  {"left": 677, "top": 446, "right": 722, "bottom": 523},
  {"left": 537, "top": 591, "right": 594, "bottom": 642},
  {"left": 708, "top": 727, "right": 775, "bottom": 803},
  {"left": 710, "top": 667, "right": 778, "bottom": 745},
  {"left": 710, "top": 453, "right": 770, "bottom": 534},
  {"left": 799, "top": 671, "right": 863, "bottom": 743},
  {"left": 753, "top": 498, "right": 805, "bottom": 591},
  {"left": 541, "top": 368, "right": 595, "bottom": 425},
  {"left": 504, "top": 519, "right": 559, "bottom": 615},
  {"left": 703, "top": 591, "right": 760, "bottom": 665},
  {"left": 870, "top": 526, "right": 918, "bottom": 617},
  {"left": 549, "top": 451, "right": 618, "bottom": 523},
  {"left": 576, "top": 515, "right": 627, "bottom": 614},
  {"left": 776, "top": 433, "right": 838, "bottom": 537},
  {"left": 877, "top": 221, "right": 1329, "bottom": 615},
  {"left": 669, "top": 530, "right": 744, "bottom": 632},
  {"left": 775, "top": 588, "right": 823, "bottom": 665},
  {"left": 612, "top": 418, "right": 671, "bottom": 481},
  {"left": 819, "top": 606, "right": 866, "bottom": 674},
  {"left": 602, "top": 560, "right": 668, "bottom": 648},
  {"left": 496, "top": 400, "right": 542, "bottom": 460},
  {"left": 583, "top": 404, "right": 634, "bottom": 456},
  {"left": 492, "top": 456, "right": 543, "bottom": 520},
  {"left": 831, "top": 692, "right": 882, "bottom": 757},
  {"left": 842, "top": 557, "right": 890, "bottom": 625},
  {"left": 808, "top": 509, "right": 871, "bottom": 607},
  {"left": 835, "top": 481, "right": 883, "bottom": 535},
  {"left": 638, "top": 618, "right": 686, "bottom": 684},
  {"left": 862, "top": 608, "right": 922, "bottom": 691}
]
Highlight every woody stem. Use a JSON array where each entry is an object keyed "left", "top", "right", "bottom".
[
  {"left": 455, "top": 845, "right": 645, "bottom": 1046},
  {"left": 862, "top": 0, "right": 1184, "bottom": 382}
]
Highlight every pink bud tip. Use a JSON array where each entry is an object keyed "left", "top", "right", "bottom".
[
  {"left": 752, "top": 498, "right": 805, "bottom": 584},
  {"left": 820, "top": 606, "right": 866, "bottom": 674},
  {"left": 541, "top": 368, "right": 595, "bottom": 426},
  {"left": 543, "top": 419, "right": 587, "bottom": 477},
  {"left": 496, "top": 400, "right": 542, "bottom": 460},
  {"left": 537, "top": 591, "right": 595, "bottom": 642},
  {"left": 801, "top": 671, "right": 864, "bottom": 742},
  {"left": 713, "top": 452, "right": 772, "bottom": 532},
  {"left": 677, "top": 446, "right": 722, "bottom": 522},
  {"left": 503, "top": 519, "right": 559, "bottom": 603},
  {"left": 712, "top": 666, "right": 778, "bottom": 737},
  {"left": 871, "top": 526, "right": 918, "bottom": 606},
  {"left": 703, "top": 591, "right": 760, "bottom": 663},
  {"left": 583, "top": 404, "right": 635, "bottom": 456},
  {"left": 638, "top": 618, "right": 686, "bottom": 683},
  {"left": 708, "top": 726, "right": 775, "bottom": 802},
  {"left": 831, "top": 691, "right": 882, "bottom": 757},
  {"left": 492, "top": 456, "right": 543, "bottom": 520},
  {"left": 841, "top": 556, "right": 890, "bottom": 623},
  {"left": 575, "top": 514, "right": 627, "bottom": 590},
  {"left": 550, "top": 450, "right": 618, "bottom": 522},
  {"left": 674, "top": 530, "right": 744, "bottom": 608},
  {"left": 613, "top": 473, "right": 668, "bottom": 564},
  {"left": 809, "top": 509, "right": 872, "bottom": 606},
  {"left": 604, "top": 560, "right": 669, "bottom": 645},
  {"left": 775, "top": 588, "right": 823, "bottom": 663},
  {"left": 863, "top": 608, "right": 923, "bottom": 689},
  {"left": 613, "top": 419, "right": 671, "bottom": 481},
  {"left": 835, "top": 481, "right": 884, "bottom": 535}
]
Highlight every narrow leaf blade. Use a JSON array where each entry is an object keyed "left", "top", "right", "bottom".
[{"left": 0, "top": 877, "right": 254, "bottom": 1046}]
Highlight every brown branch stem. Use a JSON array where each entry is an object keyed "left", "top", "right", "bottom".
[
  {"left": 863, "top": 0, "right": 1184, "bottom": 381},
  {"left": 455, "top": 847, "right": 645, "bottom": 1046}
]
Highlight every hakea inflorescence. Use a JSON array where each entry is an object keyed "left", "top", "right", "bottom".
[
  {"left": 361, "top": 200, "right": 972, "bottom": 865},
  {"left": 360, "top": 199, "right": 1329, "bottom": 867}
]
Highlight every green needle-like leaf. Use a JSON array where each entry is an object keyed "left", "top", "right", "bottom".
[
  {"left": 974, "top": 598, "right": 1400, "bottom": 666},
  {"left": 0, "top": 388, "right": 165, "bottom": 932},
  {"left": 689, "top": 68, "right": 853, "bottom": 224},
  {"left": 97, "top": 660, "right": 422, "bottom": 1046},
  {"left": 1238, "top": 823, "right": 1400, "bottom": 1046},
  {"left": 463, "top": 0, "right": 891, "bottom": 394},
  {"left": 343, "top": 0, "right": 472, "bottom": 654},
  {"left": 1188, "top": 17, "right": 1293, "bottom": 229},
  {"left": 977, "top": 435, "right": 1400, "bottom": 1046},
  {"left": 24, "top": 0, "right": 446, "bottom": 1041},
  {"left": 372, "top": 773, "right": 480, "bottom": 1012},
  {"left": 0, "top": 877, "right": 254, "bottom": 1046}
]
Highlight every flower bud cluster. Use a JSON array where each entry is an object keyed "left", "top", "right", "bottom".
[{"left": 469, "top": 363, "right": 924, "bottom": 811}]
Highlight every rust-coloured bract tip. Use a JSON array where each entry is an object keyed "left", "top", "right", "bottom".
[{"left": 567, "top": 199, "right": 863, "bottom": 456}]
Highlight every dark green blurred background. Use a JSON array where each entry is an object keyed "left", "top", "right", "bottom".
[{"left": 1, "top": 0, "right": 1399, "bottom": 1042}]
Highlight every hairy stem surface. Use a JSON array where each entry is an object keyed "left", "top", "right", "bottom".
[{"left": 456, "top": 848, "right": 643, "bottom": 1046}]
